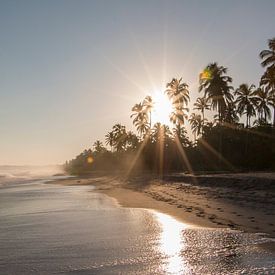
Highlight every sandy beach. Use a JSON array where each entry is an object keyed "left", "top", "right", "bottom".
[{"left": 51, "top": 172, "right": 275, "bottom": 238}]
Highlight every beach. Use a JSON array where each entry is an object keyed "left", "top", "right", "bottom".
[
  {"left": 52, "top": 172, "right": 275, "bottom": 238},
  {"left": 1, "top": 174, "right": 275, "bottom": 274}
]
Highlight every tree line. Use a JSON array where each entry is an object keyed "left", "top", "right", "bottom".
[{"left": 65, "top": 38, "right": 275, "bottom": 175}]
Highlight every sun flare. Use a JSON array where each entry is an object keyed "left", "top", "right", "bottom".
[{"left": 151, "top": 90, "right": 173, "bottom": 125}]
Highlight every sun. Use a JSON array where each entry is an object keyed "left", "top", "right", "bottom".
[{"left": 151, "top": 90, "right": 173, "bottom": 125}]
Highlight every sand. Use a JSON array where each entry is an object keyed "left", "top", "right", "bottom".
[{"left": 51, "top": 172, "right": 275, "bottom": 238}]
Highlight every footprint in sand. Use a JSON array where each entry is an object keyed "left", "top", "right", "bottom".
[{"left": 208, "top": 214, "right": 216, "bottom": 220}]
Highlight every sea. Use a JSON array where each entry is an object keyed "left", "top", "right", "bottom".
[{"left": 0, "top": 166, "right": 274, "bottom": 274}]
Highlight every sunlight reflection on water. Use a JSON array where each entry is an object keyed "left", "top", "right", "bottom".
[{"left": 154, "top": 212, "right": 190, "bottom": 274}]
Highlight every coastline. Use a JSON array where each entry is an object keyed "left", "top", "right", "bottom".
[{"left": 50, "top": 172, "right": 275, "bottom": 238}]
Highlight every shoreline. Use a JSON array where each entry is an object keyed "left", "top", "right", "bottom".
[
  {"left": 50, "top": 172, "right": 275, "bottom": 239},
  {"left": 51, "top": 173, "right": 275, "bottom": 238}
]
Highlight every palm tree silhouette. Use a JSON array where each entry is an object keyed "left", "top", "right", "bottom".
[
  {"left": 223, "top": 101, "right": 239, "bottom": 124},
  {"left": 254, "top": 87, "right": 273, "bottom": 123},
  {"left": 151, "top": 123, "right": 171, "bottom": 144},
  {"left": 260, "top": 66, "right": 275, "bottom": 126},
  {"left": 126, "top": 131, "right": 139, "bottom": 150},
  {"left": 112, "top": 124, "right": 128, "bottom": 151},
  {"left": 165, "top": 78, "right": 190, "bottom": 139},
  {"left": 93, "top": 140, "right": 106, "bottom": 154},
  {"left": 234, "top": 84, "right": 257, "bottom": 127},
  {"left": 193, "top": 97, "right": 210, "bottom": 121},
  {"left": 199, "top": 62, "right": 233, "bottom": 122},
  {"left": 259, "top": 37, "right": 275, "bottom": 68},
  {"left": 131, "top": 102, "right": 149, "bottom": 137},
  {"left": 143, "top": 95, "right": 154, "bottom": 129},
  {"left": 105, "top": 131, "right": 115, "bottom": 152},
  {"left": 189, "top": 113, "right": 205, "bottom": 141},
  {"left": 172, "top": 126, "right": 190, "bottom": 147}
]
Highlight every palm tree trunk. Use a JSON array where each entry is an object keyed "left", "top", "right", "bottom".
[
  {"left": 177, "top": 123, "right": 181, "bottom": 142},
  {"left": 202, "top": 109, "right": 205, "bottom": 135},
  {"left": 246, "top": 114, "right": 249, "bottom": 128}
]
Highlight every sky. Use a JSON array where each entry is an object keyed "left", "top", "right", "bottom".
[{"left": 0, "top": 0, "right": 274, "bottom": 165}]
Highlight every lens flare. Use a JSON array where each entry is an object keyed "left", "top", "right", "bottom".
[
  {"left": 87, "top": 156, "right": 94, "bottom": 164},
  {"left": 199, "top": 68, "right": 212, "bottom": 80}
]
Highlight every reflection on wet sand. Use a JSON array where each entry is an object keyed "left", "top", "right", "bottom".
[
  {"left": 155, "top": 212, "right": 189, "bottom": 274},
  {"left": 154, "top": 211, "right": 275, "bottom": 274}
]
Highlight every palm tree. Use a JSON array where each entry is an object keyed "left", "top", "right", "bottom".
[
  {"left": 254, "top": 87, "right": 273, "bottom": 123},
  {"left": 165, "top": 78, "right": 190, "bottom": 137},
  {"left": 130, "top": 102, "right": 149, "bottom": 137},
  {"left": 126, "top": 131, "right": 139, "bottom": 150},
  {"left": 189, "top": 113, "right": 205, "bottom": 141},
  {"left": 260, "top": 66, "right": 275, "bottom": 126},
  {"left": 259, "top": 37, "right": 275, "bottom": 68},
  {"left": 151, "top": 123, "right": 171, "bottom": 144},
  {"left": 93, "top": 140, "right": 106, "bottom": 154},
  {"left": 172, "top": 126, "right": 190, "bottom": 147},
  {"left": 105, "top": 131, "right": 115, "bottom": 152},
  {"left": 131, "top": 102, "right": 144, "bottom": 124},
  {"left": 234, "top": 84, "right": 257, "bottom": 127},
  {"left": 199, "top": 62, "right": 233, "bottom": 122},
  {"left": 165, "top": 78, "right": 189, "bottom": 108},
  {"left": 143, "top": 95, "right": 154, "bottom": 129},
  {"left": 223, "top": 101, "right": 239, "bottom": 124},
  {"left": 193, "top": 97, "right": 210, "bottom": 121},
  {"left": 112, "top": 124, "right": 128, "bottom": 151}
]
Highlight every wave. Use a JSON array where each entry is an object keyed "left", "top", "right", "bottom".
[{"left": 0, "top": 165, "right": 64, "bottom": 185}]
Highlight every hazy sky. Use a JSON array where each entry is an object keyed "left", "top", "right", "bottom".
[{"left": 0, "top": 0, "right": 274, "bottom": 165}]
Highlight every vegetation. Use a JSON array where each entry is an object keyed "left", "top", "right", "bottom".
[{"left": 65, "top": 38, "right": 275, "bottom": 175}]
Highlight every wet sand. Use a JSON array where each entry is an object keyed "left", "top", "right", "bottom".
[
  {"left": 53, "top": 172, "right": 275, "bottom": 238},
  {"left": 1, "top": 177, "right": 275, "bottom": 274}
]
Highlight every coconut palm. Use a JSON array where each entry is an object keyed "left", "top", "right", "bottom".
[
  {"left": 169, "top": 108, "right": 189, "bottom": 127},
  {"left": 165, "top": 78, "right": 190, "bottom": 137},
  {"left": 105, "top": 131, "right": 115, "bottom": 152},
  {"left": 130, "top": 102, "right": 149, "bottom": 137},
  {"left": 222, "top": 101, "right": 239, "bottom": 124},
  {"left": 172, "top": 126, "right": 191, "bottom": 147},
  {"left": 93, "top": 140, "right": 106, "bottom": 154},
  {"left": 259, "top": 37, "right": 275, "bottom": 68},
  {"left": 126, "top": 131, "right": 139, "bottom": 150},
  {"left": 151, "top": 123, "right": 171, "bottom": 144},
  {"left": 199, "top": 62, "right": 233, "bottom": 122},
  {"left": 165, "top": 78, "right": 189, "bottom": 107},
  {"left": 193, "top": 97, "right": 210, "bottom": 121},
  {"left": 112, "top": 124, "right": 128, "bottom": 151},
  {"left": 260, "top": 66, "right": 275, "bottom": 126},
  {"left": 131, "top": 102, "right": 145, "bottom": 125},
  {"left": 143, "top": 95, "right": 154, "bottom": 129},
  {"left": 189, "top": 113, "right": 205, "bottom": 141},
  {"left": 234, "top": 84, "right": 257, "bottom": 127},
  {"left": 254, "top": 87, "right": 273, "bottom": 123}
]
